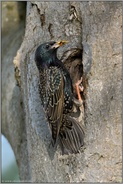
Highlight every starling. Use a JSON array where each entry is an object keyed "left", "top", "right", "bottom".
[{"left": 35, "top": 40, "right": 84, "bottom": 154}]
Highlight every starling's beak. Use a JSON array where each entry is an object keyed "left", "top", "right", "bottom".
[{"left": 51, "top": 40, "right": 68, "bottom": 49}]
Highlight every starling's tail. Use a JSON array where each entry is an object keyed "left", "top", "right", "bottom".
[{"left": 59, "top": 115, "right": 84, "bottom": 155}]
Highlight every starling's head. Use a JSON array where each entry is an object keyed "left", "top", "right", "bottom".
[{"left": 35, "top": 40, "right": 68, "bottom": 69}]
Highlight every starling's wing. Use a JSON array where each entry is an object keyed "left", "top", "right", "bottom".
[{"left": 40, "top": 67, "right": 64, "bottom": 144}]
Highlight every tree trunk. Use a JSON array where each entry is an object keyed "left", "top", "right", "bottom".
[{"left": 3, "top": 1, "right": 122, "bottom": 182}]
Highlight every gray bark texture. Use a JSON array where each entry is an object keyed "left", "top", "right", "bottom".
[{"left": 2, "top": 1, "right": 122, "bottom": 183}]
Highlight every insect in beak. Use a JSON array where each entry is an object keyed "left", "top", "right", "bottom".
[{"left": 51, "top": 40, "right": 69, "bottom": 49}]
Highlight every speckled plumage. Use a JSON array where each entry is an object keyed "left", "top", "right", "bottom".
[{"left": 35, "top": 41, "right": 84, "bottom": 154}]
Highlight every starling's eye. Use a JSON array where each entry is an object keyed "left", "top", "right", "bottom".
[{"left": 46, "top": 44, "right": 50, "bottom": 49}]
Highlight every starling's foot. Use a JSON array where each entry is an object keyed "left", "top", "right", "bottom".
[
  {"left": 73, "top": 97, "right": 82, "bottom": 107},
  {"left": 75, "top": 77, "right": 84, "bottom": 104}
]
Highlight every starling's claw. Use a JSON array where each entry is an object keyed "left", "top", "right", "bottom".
[
  {"left": 79, "top": 85, "right": 84, "bottom": 92},
  {"left": 75, "top": 77, "right": 84, "bottom": 103},
  {"left": 73, "top": 97, "right": 82, "bottom": 107},
  {"left": 76, "top": 77, "right": 83, "bottom": 86}
]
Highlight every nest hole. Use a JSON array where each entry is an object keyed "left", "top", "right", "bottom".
[{"left": 61, "top": 48, "right": 86, "bottom": 108}]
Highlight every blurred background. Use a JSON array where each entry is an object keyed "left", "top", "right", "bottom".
[
  {"left": 2, "top": 2, "right": 26, "bottom": 182},
  {"left": 2, "top": 135, "right": 19, "bottom": 181}
]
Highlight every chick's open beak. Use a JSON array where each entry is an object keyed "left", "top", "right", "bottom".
[{"left": 51, "top": 40, "right": 68, "bottom": 49}]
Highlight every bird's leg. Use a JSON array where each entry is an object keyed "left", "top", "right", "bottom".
[
  {"left": 73, "top": 77, "right": 84, "bottom": 106},
  {"left": 75, "top": 77, "right": 84, "bottom": 102}
]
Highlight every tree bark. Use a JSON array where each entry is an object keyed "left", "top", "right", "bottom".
[{"left": 3, "top": 1, "right": 122, "bottom": 182}]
